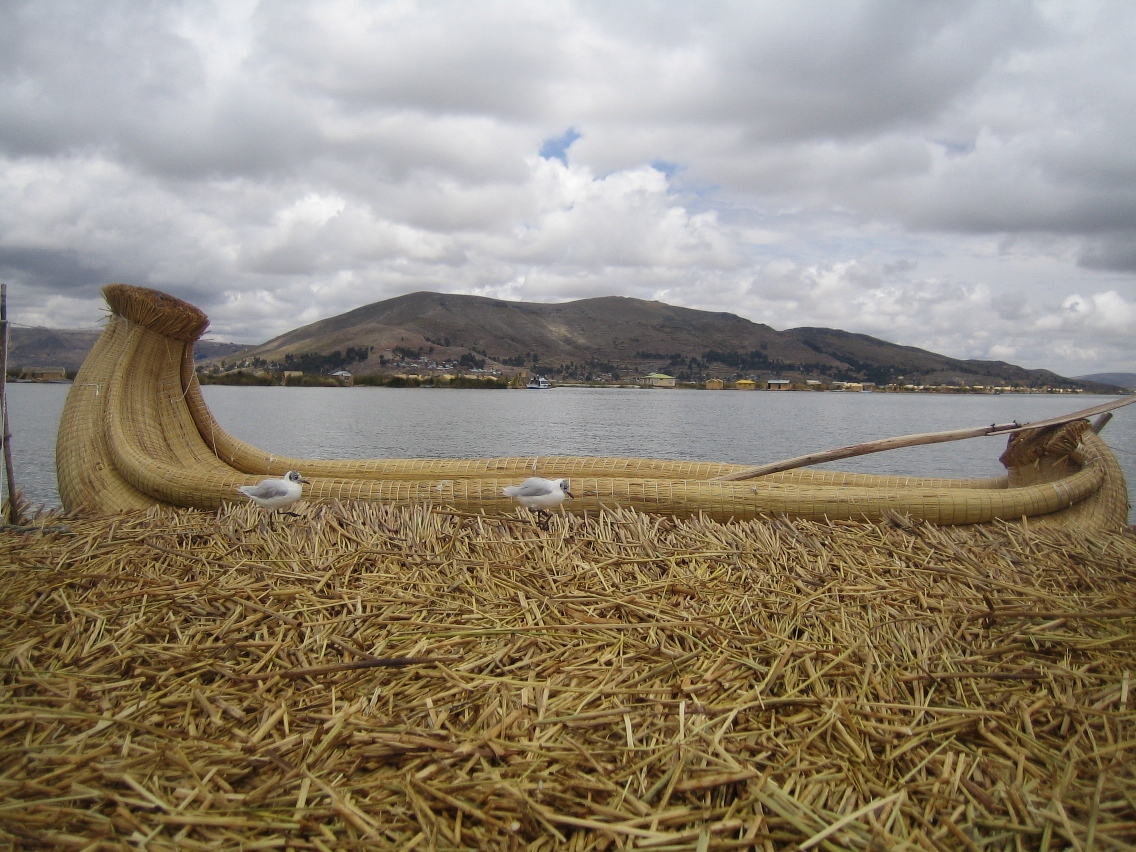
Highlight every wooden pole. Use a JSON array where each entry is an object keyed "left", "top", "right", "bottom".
[
  {"left": 712, "top": 395, "right": 1136, "bottom": 482},
  {"left": 0, "top": 281, "right": 20, "bottom": 524}
]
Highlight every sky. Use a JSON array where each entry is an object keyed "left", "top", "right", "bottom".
[{"left": 1, "top": 1, "right": 1134, "bottom": 376}]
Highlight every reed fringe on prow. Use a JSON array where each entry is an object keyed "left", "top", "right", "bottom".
[
  {"left": 2, "top": 504, "right": 1134, "bottom": 849},
  {"left": 102, "top": 283, "right": 210, "bottom": 343}
]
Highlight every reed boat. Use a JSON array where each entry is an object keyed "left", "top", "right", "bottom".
[{"left": 56, "top": 284, "right": 1132, "bottom": 529}]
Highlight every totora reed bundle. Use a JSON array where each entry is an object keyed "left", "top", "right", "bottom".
[
  {"left": 1, "top": 504, "right": 1135, "bottom": 850},
  {"left": 55, "top": 283, "right": 1133, "bottom": 530}
]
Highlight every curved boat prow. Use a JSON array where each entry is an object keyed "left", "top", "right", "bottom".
[{"left": 56, "top": 285, "right": 1131, "bottom": 529}]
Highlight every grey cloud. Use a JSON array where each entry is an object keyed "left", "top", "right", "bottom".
[
  {"left": 0, "top": 3, "right": 204, "bottom": 155},
  {"left": 250, "top": 3, "right": 564, "bottom": 119},
  {"left": 882, "top": 259, "right": 916, "bottom": 277},
  {"left": 0, "top": 246, "right": 112, "bottom": 293},
  {"left": 0, "top": 3, "right": 325, "bottom": 181},
  {"left": 1, "top": 0, "right": 1134, "bottom": 374},
  {"left": 991, "top": 291, "right": 1028, "bottom": 321},
  {"left": 1079, "top": 237, "right": 1136, "bottom": 273},
  {"left": 712, "top": 2, "right": 1038, "bottom": 139},
  {"left": 565, "top": 2, "right": 1040, "bottom": 147},
  {"left": 0, "top": 242, "right": 221, "bottom": 323},
  {"left": 120, "top": 85, "right": 323, "bottom": 180}
]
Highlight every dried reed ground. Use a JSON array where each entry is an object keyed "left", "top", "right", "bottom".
[{"left": 0, "top": 503, "right": 1134, "bottom": 851}]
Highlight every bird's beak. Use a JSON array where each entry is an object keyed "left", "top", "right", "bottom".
[
  {"left": 566, "top": 489, "right": 574, "bottom": 499},
  {"left": 299, "top": 476, "right": 310, "bottom": 484}
]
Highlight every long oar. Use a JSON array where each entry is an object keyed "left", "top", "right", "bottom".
[{"left": 711, "top": 395, "right": 1136, "bottom": 482}]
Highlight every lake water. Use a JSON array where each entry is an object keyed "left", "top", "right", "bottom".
[{"left": 6, "top": 383, "right": 1135, "bottom": 523}]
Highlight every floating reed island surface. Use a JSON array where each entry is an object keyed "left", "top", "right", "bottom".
[{"left": 1, "top": 503, "right": 1135, "bottom": 850}]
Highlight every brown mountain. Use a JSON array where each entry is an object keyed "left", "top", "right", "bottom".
[
  {"left": 242, "top": 292, "right": 821, "bottom": 368},
  {"left": 1076, "top": 373, "right": 1136, "bottom": 391},
  {"left": 7, "top": 328, "right": 100, "bottom": 372},
  {"left": 781, "top": 327, "right": 1114, "bottom": 390},
  {"left": 237, "top": 291, "right": 1125, "bottom": 391}
]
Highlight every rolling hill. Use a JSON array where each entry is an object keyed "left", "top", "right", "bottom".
[
  {"left": 8, "top": 327, "right": 248, "bottom": 373},
  {"left": 234, "top": 291, "right": 1125, "bottom": 391},
  {"left": 8, "top": 292, "right": 1125, "bottom": 392},
  {"left": 1076, "top": 373, "right": 1136, "bottom": 391}
]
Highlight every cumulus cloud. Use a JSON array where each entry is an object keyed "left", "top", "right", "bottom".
[{"left": 0, "top": 0, "right": 1133, "bottom": 374}]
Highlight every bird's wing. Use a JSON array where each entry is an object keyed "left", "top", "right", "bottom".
[
  {"left": 507, "top": 478, "right": 556, "bottom": 497},
  {"left": 241, "top": 482, "right": 289, "bottom": 499}
]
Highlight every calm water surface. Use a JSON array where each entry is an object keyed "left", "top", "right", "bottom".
[{"left": 6, "top": 383, "right": 1135, "bottom": 522}]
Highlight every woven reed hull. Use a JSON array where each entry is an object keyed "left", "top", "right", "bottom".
[{"left": 56, "top": 285, "right": 1132, "bottom": 529}]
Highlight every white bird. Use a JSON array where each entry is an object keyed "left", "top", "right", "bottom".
[
  {"left": 503, "top": 477, "right": 573, "bottom": 512},
  {"left": 238, "top": 471, "right": 308, "bottom": 513}
]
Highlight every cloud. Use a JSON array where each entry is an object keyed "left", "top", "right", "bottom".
[
  {"left": 1079, "top": 236, "right": 1136, "bottom": 273},
  {"left": 0, "top": 0, "right": 1133, "bottom": 374}
]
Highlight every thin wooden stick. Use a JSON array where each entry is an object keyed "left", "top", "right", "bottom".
[
  {"left": 712, "top": 396, "right": 1136, "bottom": 481},
  {"left": 1091, "top": 412, "right": 1112, "bottom": 434},
  {"left": 0, "top": 281, "right": 19, "bottom": 524}
]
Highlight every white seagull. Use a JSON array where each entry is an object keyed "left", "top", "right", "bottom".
[
  {"left": 238, "top": 471, "right": 308, "bottom": 514},
  {"left": 503, "top": 477, "right": 573, "bottom": 512}
]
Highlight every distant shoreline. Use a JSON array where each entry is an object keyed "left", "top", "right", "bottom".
[
  {"left": 200, "top": 379, "right": 1127, "bottom": 395},
  {"left": 9, "top": 378, "right": 1130, "bottom": 396}
]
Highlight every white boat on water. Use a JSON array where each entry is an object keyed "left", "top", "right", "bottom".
[{"left": 527, "top": 376, "right": 551, "bottom": 389}]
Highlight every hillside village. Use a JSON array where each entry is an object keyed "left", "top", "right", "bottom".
[
  {"left": 195, "top": 291, "right": 1129, "bottom": 394},
  {"left": 199, "top": 348, "right": 1095, "bottom": 395}
]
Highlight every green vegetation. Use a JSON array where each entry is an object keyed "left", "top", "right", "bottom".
[
  {"left": 541, "top": 358, "right": 620, "bottom": 382},
  {"left": 282, "top": 346, "right": 372, "bottom": 374},
  {"left": 283, "top": 374, "right": 342, "bottom": 387},
  {"left": 197, "top": 371, "right": 275, "bottom": 386},
  {"left": 702, "top": 348, "right": 773, "bottom": 371},
  {"left": 449, "top": 375, "right": 507, "bottom": 388}
]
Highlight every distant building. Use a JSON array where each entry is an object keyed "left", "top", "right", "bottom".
[
  {"left": 704, "top": 378, "right": 725, "bottom": 390},
  {"left": 331, "top": 370, "right": 353, "bottom": 385},
  {"left": 19, "top": 367, "right": 67, "bottom": 382},
  {"left": 766, "top": 379, "right": 791, "bottom": 390},
  {"left": 734, "top": 379, "right": 757, "bottom": 390},
  {"left": 642, "top": 372, "right": 676, "bottom": 388}
]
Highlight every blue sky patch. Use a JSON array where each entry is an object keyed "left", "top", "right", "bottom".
[{"left": 540, "top": 128, "right": 582, "bottom": 165}]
